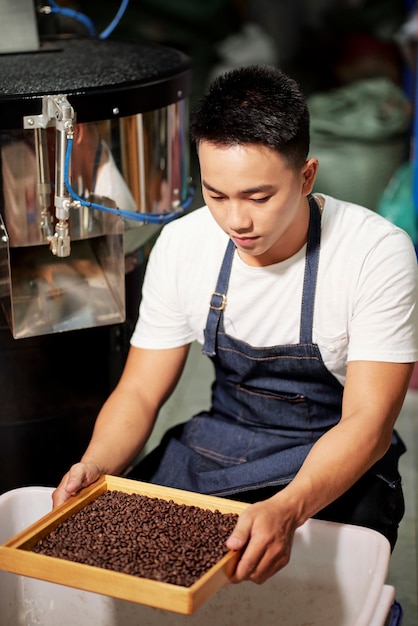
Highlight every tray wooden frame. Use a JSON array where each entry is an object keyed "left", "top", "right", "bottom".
[{"left": 0, "top": 475, "right": 249, "bottom": 615}]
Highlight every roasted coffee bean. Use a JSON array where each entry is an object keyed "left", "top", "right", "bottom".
[{"left": 32, "top": 491, "right": 238, "bottom": 587}]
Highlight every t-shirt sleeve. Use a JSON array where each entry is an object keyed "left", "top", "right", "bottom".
[{"left": 347, "top": 229, "right": 418, "bottom": 363}]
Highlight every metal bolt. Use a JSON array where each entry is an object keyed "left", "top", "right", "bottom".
[
  {"left": 26, "top": 118, "right": 34, "bottom": 126},
  {"left": 113, "top": 107, "right": 119, "bottom": 115}
]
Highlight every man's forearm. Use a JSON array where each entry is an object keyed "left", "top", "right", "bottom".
[
  {"left": 80, "top": 387, "right": 156, "bottom": 476},
  {"left": 276, "top": 414, "right": 392, "bottom": 527}
]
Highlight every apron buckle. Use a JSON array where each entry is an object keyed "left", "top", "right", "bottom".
[{"left": 210, "top": 292, "right": 227, "bottom": 310}]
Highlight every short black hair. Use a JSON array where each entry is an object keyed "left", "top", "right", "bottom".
[{"left": 190, "top": 65, "right": 310, "bottom": 170}]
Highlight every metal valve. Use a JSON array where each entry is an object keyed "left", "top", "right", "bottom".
[{"left": 24, "top": 94, "right": 76, "bottom": 257}]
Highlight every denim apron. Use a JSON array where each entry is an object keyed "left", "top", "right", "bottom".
[{"left": 132, "top": 196, "right": 405, "bottom": 501}]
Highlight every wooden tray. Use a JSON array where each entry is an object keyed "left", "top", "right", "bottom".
[{"left": 0, "top": 475, "right": 249, "bottom": 615}]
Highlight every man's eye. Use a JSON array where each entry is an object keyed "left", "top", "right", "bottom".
[
  {"left": 210, "top": 195, "right": 225, "bottom": 201},
  {"left": 251, "top": 196, "right": 270, "bottom": 203}
]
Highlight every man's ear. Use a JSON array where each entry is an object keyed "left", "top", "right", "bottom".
[{"left": 301, "top": 157, "right": 319, "bottom": 195}]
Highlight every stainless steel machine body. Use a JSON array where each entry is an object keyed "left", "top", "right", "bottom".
[{"left": 0, "top": 38, "right": 192, "bottom": 338}]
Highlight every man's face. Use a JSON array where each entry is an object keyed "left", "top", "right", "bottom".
[{"left": 198, "top": 141, "right": 317, "bottom": 266}]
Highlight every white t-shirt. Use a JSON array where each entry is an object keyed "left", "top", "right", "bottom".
[{"left": 131, "top": 195, "right": 418, "bottom": 385}]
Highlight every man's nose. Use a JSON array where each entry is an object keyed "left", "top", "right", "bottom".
[{"left": 227, "top": 200, "right": 252, "bottom": 231}]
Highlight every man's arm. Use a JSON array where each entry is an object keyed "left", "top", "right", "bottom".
[
  {"left": 227, "top": 360, "right": 414, "bottom": 583},
  {"left": 52, "top": 343, "right": 190, "bottom": 507}
]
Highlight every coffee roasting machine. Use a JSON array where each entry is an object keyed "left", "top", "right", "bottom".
[
  {"left": 0, "top": 0, "right": 193, "bottom": 339},
  {"left": 0, "top": 0, "right": 193, "bottom": 491}
]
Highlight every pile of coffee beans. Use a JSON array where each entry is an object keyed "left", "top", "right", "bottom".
[{"left": 32, "top": 490, "right": 238, "bottom": 587}]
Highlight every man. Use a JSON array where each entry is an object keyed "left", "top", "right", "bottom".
[{"left": 53, "top": 65, "right": 418, "bottom": 585}]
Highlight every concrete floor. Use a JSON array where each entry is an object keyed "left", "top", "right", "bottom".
[{"left": 148, "top": 343, "right": 418, "bottom": 626}]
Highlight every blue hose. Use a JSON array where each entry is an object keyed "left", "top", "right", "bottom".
[
  {"left": 46, "top": 0, "right": 130, "bottom": 40},
  {"left": 99, "top": 0, "right": 130, "bottom": 39},
  {"left": 47, "top": 1, "right": 96, "bottom": 37},
  {"left": 64, "top": 137, "right": 193, "bottom": 225}
]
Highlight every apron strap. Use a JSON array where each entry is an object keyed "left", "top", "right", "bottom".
[
  {"left": 202, "top": 238, "right": 235, "bottom": 356},
  {"left": 300, "top": 195, "right": 321, "bottom": 344}
]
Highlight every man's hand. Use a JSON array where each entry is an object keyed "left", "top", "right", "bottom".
[
  {"left": 52, "top": 462, "right": 101, "bottom": 508},
  {"left": 226, "top": 495, "right": 297, "bottom": 584}
]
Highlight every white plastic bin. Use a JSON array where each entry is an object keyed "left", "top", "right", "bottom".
[{"left": 0, "top": 486, "right": 395, "bottom": 626}]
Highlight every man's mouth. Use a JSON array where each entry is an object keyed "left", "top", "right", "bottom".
[{"left": 232, "top": 235, "right": 258, "bottom": 247}]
